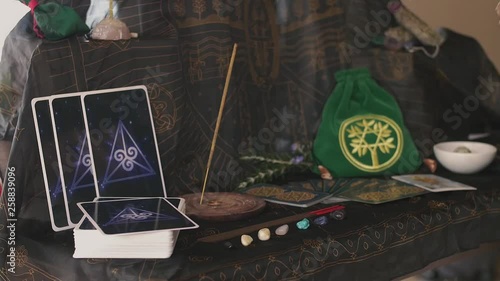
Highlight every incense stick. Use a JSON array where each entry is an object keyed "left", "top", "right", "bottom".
[{"left": 199, "top": 43, "right": 238, "bottom": 205}]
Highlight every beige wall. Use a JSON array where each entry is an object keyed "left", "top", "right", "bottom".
[{"left": 403, "top": 0, "right": 500, "bottom": 72}]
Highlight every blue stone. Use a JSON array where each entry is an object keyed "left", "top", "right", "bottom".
[
  {"left": 313, "top": 216, "right": 328, "bottom": 226},
  {"left": 296, "top": 218, "right": 310, "bottom": 230}
]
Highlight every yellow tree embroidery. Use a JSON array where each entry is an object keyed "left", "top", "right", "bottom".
[
  {"left": 212, "top": 0, "right": 224, "bottom": 17},
  {"left": 193, "top": 0, "right": 207, "bottom": 20},
  {"left": 347, "top": 119, "right": 395, "bottom": 167}
]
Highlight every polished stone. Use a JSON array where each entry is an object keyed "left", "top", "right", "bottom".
[
  {"left": 296, "top": 218, "right": 310, "bottom": 230},
  {"left": 275, "top": 224, "right": 289, "bottom": 236},
  {"left": 258, "top": 228, "right": 271, "bottom": 241},
  {"left": 313, "top": 215, "right": 328, "bottom": 226},
  {"left": 241, "top": 234, "right": 253, "bottom": 246}
]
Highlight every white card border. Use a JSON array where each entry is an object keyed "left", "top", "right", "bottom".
[
  {"left": 31, "top": 97, "right": 74, "bottom": 231},
  {"left": 79, "top": 85, "right": 167, "bottom": 198}
]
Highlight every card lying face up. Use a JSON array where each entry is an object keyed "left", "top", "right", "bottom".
[
  {"left": 32, "top": 98, "right": 73, "bottom": 231},
  {"left": 81, "top": 86, "right": 166, "bottom": 198},
  {"left": 77, "top": 198, "right": 198, "bottom": 235}
]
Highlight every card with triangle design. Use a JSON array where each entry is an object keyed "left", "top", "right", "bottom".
[
  {"left": 77, "top": 198, "right": 198, "bottom": 235},
  {"left": 32, "top": 97, "right": 74, "bottom": 231},
  {"left": 80, "top": 85, "right": 167, "bottom": 198},
  {"left": 49, "top": 94, "right": 98, "bottom": 225}
]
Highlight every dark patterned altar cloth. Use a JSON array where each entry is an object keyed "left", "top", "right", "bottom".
[{"left": 0, "top": 0, "right": 500, "bottom": 280}]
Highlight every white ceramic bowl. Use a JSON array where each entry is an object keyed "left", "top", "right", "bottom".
[{"left": 433, "top": 141, "right": 497, "bottom": 174}]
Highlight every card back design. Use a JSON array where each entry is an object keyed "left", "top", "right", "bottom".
[
  {"left": 103, "top": 207, "right": 179, "bottom": 226},
  {"left": 51, "top": 95, "right": 97, "bottom": 225},
  {"left": 32, "top": 98, "right": 72, "bottom": 231},
  {"left": 103, "top": 120, "right": 156, "bottom": 185},
  {"left": 77, "top": 198, "right": 198, "bottom": 235},
  {"left": 78, "top": 198, "right": 183, "bottom": 230},
  {"left": 81, "top": 86, "right": 166, "bottom": 198}
]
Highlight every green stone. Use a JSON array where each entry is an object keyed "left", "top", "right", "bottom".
[{"left": 296, "top": 218, "right": 310, "bottom": 230}]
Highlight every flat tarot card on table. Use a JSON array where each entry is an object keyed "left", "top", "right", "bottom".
[
  {"left": 32, "top": 98, "right": 72, "bottom": 231},
  {"left": 391, "top": 174, "right": 477, "bottom": 192},
  {"left": 81, "top": 86, "right": 166, "bottom": 198},
  {"left": 50, "top": 95, "right": 97, "bottom": 225},
  {"left": 77, "top": 198, "right": 198, "bottom": 235},
  {"left": 79, "top": 198, "right": 183, "bottom": 230},
  {"left": 334, "top": 178, "right": 427, "bottom": 204}
]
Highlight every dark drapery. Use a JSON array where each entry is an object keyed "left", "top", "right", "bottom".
[{"left": 0, "top": 0, "right": 499, "bottom": 280}]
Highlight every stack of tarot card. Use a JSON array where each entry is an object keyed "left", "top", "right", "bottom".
[
  {"left": 31, "top": 85, "right": 199, "bottom": 259},
  {"left": 73, "top": 197, "right": 197, "bottom": 259}
]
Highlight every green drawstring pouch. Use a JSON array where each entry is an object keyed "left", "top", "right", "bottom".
[{"left": 312, "top": 68, "right": 422, "bottom": 177}]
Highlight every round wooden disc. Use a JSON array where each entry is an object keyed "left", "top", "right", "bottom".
[{"left": 181, "top": 192, "right": 266, "bottom": 222}]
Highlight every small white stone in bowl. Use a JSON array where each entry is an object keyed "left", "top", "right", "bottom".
[{"left": 453, "top": 146, "right": 471, "bottom": 153}]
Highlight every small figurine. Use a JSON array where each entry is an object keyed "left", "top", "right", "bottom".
[{"left": 89, "top": 0, "right": 138, "bottom": 40}]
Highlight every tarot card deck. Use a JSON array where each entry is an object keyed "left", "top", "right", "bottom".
[
  {"left": 73, "top": 198, "right": 195, "bottom": 259},
  {"left": 32, "top": 86, "right": 198, "bottom": 258}
]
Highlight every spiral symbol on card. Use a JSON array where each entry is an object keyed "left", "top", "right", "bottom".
[
  {"left": 82, "top": 154, "right": 92, "bottom": 167},
  {"left": 114, "top": 147, "right": 138, "bottom": 171},
  {"left": 120, "top": 213, "right": 153, "bottom": 221},
  {"left": 120, "top": 212, "right": 153, "bottom": 220}
]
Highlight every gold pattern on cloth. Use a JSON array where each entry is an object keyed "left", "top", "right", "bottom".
[
  {"left": 173, "top": 0, "right": 186, "bottom": 17},
  {"left": 244, "top": 0, "right": 280, "bottom": 87},
  {"left": 187, "top": 45, "right": 207, "bottom": 83},
  {"left": 0, "top": 84, "right": 20, "bottom": 116},
  {"left": 0, "top": 245, "right": 62, "bottom": 280},
  {"left": 193, "top": 0, "right": 208, "bottom": 20},
  {"left": 13, "top": 127, "right": 25, "bottom": 141},
  {"left": 147, "top": 84, "right": 177, "bottom": 134}
]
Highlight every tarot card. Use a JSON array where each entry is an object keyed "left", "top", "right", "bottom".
[
  {"left": 77, "top": 198, "right": 198, "bottom": 235},
  {"left": 334, "top": 178, "right": 427, "bottom": 204},
  {"left": 31, "top": 98, "right": 73, "bottom": 231},
  {"left": 240, "top": 184, "right": 333, "bottom": 207},
  {"left": 79, "top": 198, "right": 183, "bottom": 230},
  {"left": 391, "top": 174, "right": 477, "bottom": 192},
  {"left": 50, "top": 94, "right": 97, "bottom": 225},
  {"left": 81, "top": 86, "right": 166, "bottom": 198}
]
